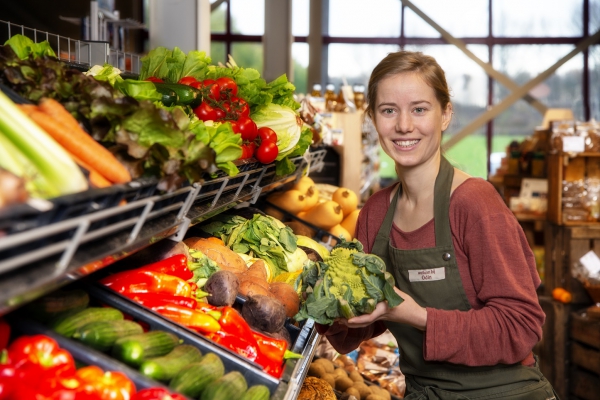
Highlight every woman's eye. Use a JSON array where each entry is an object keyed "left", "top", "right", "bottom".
[
  {"left": 414, "top": 107, "right": 426, "bottom": 114},
  {"left": 381, "top": 108, "right": 394, "bottom": 114}
]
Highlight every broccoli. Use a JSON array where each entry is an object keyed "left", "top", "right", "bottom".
[{"left": 294, "top": 239, "right": 403, "bottom": 325}]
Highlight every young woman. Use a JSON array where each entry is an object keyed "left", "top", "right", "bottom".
[{"left": 317, "top": 51, "right": 558, "bottom": 399}]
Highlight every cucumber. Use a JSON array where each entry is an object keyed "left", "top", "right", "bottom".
[
  {"left": 154, "top": 83, "right": 201, "bottom": 108},
  {"left": 26, "top": 289, "right": 90, "bottom": 322},
  {"left": 111, "top": 330, "right": 179, "bottom": 367},
  {"left": 241, "top": 385, "right": 271, "bottom": 400},
  {"left": 201, "top": 371, "right": 248, "bottom": 400},
  {"left": 169, "top": 353, "right": 225, "bottom": 398},
  {"left": 72, "top": 320, "right": 144, "bottom": 351},
  {"left": 50, "top": 307, "right": 123, "bottom": 337},
  {"left": 139, "top": 344, "right": 202, "bottom": 382},
  {"left": 153, "top": 86, "right": 178, "bottom": 107}
]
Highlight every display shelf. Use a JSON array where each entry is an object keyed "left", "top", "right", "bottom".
[{"left": 0, "top": 150, "right": 326, "bottom": 316}]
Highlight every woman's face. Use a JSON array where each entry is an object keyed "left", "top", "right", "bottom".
[{"left": 373, "top": 72, "right": 452, "bottom": 170}]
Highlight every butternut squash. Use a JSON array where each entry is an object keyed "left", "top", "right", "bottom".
[
  {"left": 340, "top": 209, "right": 360, "bottom": 239},
  {"left": 303, "top": 185, "right": 320, "bottom": 210},
  {"left": 292, "top": 176, "right": 315, "bottom": 194},
  {"left": 302, "top": 200, "right": 344, "bottom": 230},
  {"left": 332, "top": 187, "right": 358, "bottom": 217},
  {"left": 267, "top": 189, "right": 307, "bottom": 215},
  {"left": 322, "top": 224, "right": 351, "bottom": 246}
]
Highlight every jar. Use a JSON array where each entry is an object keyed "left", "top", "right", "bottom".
[
  {"left": 353, "top": 84, "right": 365, "bottom": 110},
  {"left": 310, "top": 83, "right": 322, "bottom": 97},
  {"left": 586, "top": 178, "right": 600, "bottom": 221},
  {"left": 507, "top": 151, "right": 521, "bottom": 175},
  {"left": 531, "top": 152, "right": 546, "bottom": 177},
  {"left": 324, "top": 83, "right": 337, "bottom": 112}
]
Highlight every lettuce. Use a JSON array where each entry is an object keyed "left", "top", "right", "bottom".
[
  {"left": 4, "top": 34, "right": 55, "bottom": 60},
  {"left": 252, "top": 103, "right": 303, "bottom": 159},
  {"left": 140, "top": 46, "right": 211, "bottom": 83}
]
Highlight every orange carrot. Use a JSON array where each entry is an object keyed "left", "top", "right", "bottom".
[
  {"left": 68, "top": 153, "right": 112, "bottom": 188},
  {"left": 38, "top": 98, "right": 82, "bottom": 133},
  {"left": 21, "top": 104, "right": 131, "bottom": 184}
]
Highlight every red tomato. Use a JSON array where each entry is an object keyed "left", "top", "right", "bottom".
[
  {"left": 231, "top": 97, "right": 250, "bottom": 118},
  {"left": 194, "top": 102, "right": 218, "bottom": 121},
  {"left": 145, "top": 76, "right": 163, "bottom": 83},
  {"left": 258, "top": 127, "right": 277, "bottom": 144},
  {"left": 236, "top": 117, "right": 258, "bottom": 141},
  {"left": 178, "top": 76, "right": 198, "bottom": 86},
  {"left": 255, "top": 141, "right": 278, "bottom": 164},
  {"left": 240, "top": 142, "right": 257, "bottom": 159},
  {"left": 202, "top": 79, "right": 221, "bottom": 100},
  {"left": 216, "top": 77, "right": 238, "bottom": 99}
]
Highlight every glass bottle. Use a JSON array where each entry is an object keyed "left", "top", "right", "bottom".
[
  {"left": 324, "top": 83, "right": 337, "bottom": 112},
  {"left": 310, "top": 83, "right": 322, "bottom": 97}
]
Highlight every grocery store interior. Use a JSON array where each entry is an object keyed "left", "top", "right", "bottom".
[{"left": 0, "top": 0, "right": 599, "bottom": 399}]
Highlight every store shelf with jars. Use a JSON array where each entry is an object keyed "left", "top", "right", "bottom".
[{"left": 300, "top": 83, "right": 380, "bottom": 200}]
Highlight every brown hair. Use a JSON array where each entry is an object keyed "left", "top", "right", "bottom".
[{"left": 365, "top": 51, "right": 451, "bottom": 120}]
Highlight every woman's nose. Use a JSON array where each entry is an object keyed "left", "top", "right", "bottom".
[{"left": 395, "top": 111, "right": 413, "bottom": 133}]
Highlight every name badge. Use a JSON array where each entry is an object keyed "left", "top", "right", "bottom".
[{"left": 408, "top": 267, "right": 445, "bottom": 282}]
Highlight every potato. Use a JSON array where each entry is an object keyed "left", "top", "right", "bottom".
[
  {"left": 269, "top": 282, "right": 300, "bottom": 318},
  {"left": 308, "top": 363, "right": 326, "bottom": 378},
  {"left": 313, "top": 358, "right": 335, "bottom": 373},
  {"left": 241, "top": 294, "right": 287, "bottom": 333},
  {"left": 349, "top": 370, "right": 363, "bottom": 382},
  {"left": 184, "top": 237, "right": 246, "bottom": 273},
  {"left": 204, "top": 270, "right": 239, "bottom": 306},
  {"left": 334, "top": 358, "right": 346, "bottom": 368},
  {"left": 345, "top": 387, "right": 362, "bottom": 400},
  {"left": 238, "top": 276, "right": 271, "bottom": 298},
  {"left": 243, "top": 259, "right": 268, "bottom": 281},
  {"left": 353, "top": 382, "right": 373, "bottom": 400},
  {"left": 321, "top": 373, "right": 336, "bottom": 388},
  {"left": 333, "top": 367, "right": 348, "bottom": 379},
  {"left": 335, "top": 376, "right": 354, "bottom": 392},
  {"left": 340, "top": 393, "right": 359, "bottom": 400},
  {"left": 365, "top": 395, "right": 385, "bottom": 400}
]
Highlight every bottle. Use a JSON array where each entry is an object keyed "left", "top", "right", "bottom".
[
  {"left": 531, "top": 152, "right": 546, "bottom": 178},
  {"left": 353, "top": 84, "right": 365, "bottom": 110},
  {"left": 324, "top": 83, "right": 337, "bottom": 112},
  {"left": 310, "top": 83, "right": 322, "bottom": 97},
  {"left": 507, "top": 151, "right": 521, "bottom": 175}
]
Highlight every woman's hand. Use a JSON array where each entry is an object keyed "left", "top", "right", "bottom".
[{"left": 342, "top": 287, "right": 428, "bottom": 330}]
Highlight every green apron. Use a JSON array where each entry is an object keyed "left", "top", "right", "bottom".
[{"left": 371, "top": 157, "right": 558, "bottom": 400}]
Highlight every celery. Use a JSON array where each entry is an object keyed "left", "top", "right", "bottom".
[{"left": 0, "top": 91, "right": 88, "bottom": 198}]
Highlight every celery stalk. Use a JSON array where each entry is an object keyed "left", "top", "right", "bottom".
[{"left": 0, "top": 91, "right": 88, "bottom": 197}]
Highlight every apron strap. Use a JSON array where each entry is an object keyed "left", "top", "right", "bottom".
[{"left": 371, "top": 155, "right": 455, "bottom": 255}]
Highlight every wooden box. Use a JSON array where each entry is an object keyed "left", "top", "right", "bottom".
[
  {"left": 544, "top": 223, "right": 597, "bottom": 304},
  {"left": 535, "top": 296, "right": 572, "bottom": 399},
  {"left": 570, "top": 310, "right": 600, "bottom": 349},
  {"left": 570, "top": 367, "right": 600, "bottom": 400},
  {"left": 569, "top": 310, "right": 600, "bottom": 400},
  {"left": 547, "top": 152, "right": 600, "bottom": 226}
]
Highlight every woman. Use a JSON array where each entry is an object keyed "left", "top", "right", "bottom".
[{"left": 317, "top": 51, "right": 557, "bottom": 399}]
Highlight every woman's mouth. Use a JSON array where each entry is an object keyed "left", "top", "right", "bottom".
[{"left": 393, "top": 139, "right": 420, "bottom": 148}]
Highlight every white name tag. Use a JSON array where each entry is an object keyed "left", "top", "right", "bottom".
[{"left": 408, "top": 267, "right": 446, "bottom": 282}]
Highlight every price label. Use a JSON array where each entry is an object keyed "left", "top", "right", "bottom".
[
  {"left": 562, "top": 136, "right": 585, "bottom": 153},
  {"left": 580, "top": 250, "right": 600, "bottom": 276}
]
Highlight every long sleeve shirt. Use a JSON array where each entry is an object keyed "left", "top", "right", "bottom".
[{"left": 319, "top": 178, "right": 544, "bottom": 367}]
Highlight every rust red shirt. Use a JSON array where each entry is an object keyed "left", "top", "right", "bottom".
[{"left": 320, "top": 178, "right": 544, "bottom": 367}]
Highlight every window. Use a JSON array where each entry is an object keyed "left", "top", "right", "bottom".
[{"left": 405, "top": 0, "right": 488, "bottom": 38}]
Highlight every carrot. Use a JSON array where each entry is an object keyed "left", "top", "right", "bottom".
[
  {"left": 68, "top": 152, "right": 112, "bottom": 188},
  {"left": 21, "top": 103, "right": 131, "bottom": 184},
  {"left": 38, "top": 98, "right": 82, "bottom": 133}
]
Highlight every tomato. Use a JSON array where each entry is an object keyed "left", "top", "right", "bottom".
[
  {"left": 231, "top": 97, "right": 250, "bottom": 118},
  {"left": 194, "top": 102, "right": 219, "bottom": 121},
  {"left": 255, "top": 141, "right": 278, "bottom": 164},
  {"left": 178, "top": 76, "right": 198, "bottom": 86},
  {"left": 145, "top": 76, "right": 163, "bottom": 83},
  {"left": 236, "top": 117, "right": 258, "bottom": 141},
  {"left": 216, "top": 77, "right": 238, "bottom": 99},
  {"left": 202, "top": 79, "right": 221, "bottom": 101},
  {"left": 258, "top": 127, "right": 277, "bottom": 144},
  {"left": 240, "top": 142, "right": 257, "bottom": 159}
]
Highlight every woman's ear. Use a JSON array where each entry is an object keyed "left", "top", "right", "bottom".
[{"left": 441, "top": 103, "right": 453, "bottom": 131}]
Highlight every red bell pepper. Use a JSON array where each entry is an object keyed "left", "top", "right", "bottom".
[
  {"left": 131, "top": 388, "right": 187, "bottom": 400},
  {"left": 0, "top": 319, "right": 10, "bottom": 350},
  {"left": 147, "top": 303, "right": 221, "bottom": 334},
  {"left": 136, "top": 255, "right": 193, "bottom": 281},
  {"left": 207, "top": 331, "right": 258, "bottom": 361},
  {"left": 218, "top": 307, "right": 256, "bottom": 343},
  {"left": 8, "top": 335, "right": 75, "bottom": 378},
  {"left": 123, "top": 293, "right": 198, "bottom": 309},
  {"left": 101, "top": 270, "right": 194, "bottom": 298},
  {"left": 75, "top": 366, "right": 135, "bottom": 400}
]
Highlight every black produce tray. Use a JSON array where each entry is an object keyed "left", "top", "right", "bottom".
[
  {"left": 82, "top": 283, "right": 281, "bottom": 394},
  {"left": 7, "top": 316, "right": 191, "bottom": 399}
]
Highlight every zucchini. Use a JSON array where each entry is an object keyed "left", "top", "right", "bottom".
[
  {"left": 139, "top": 344, "right": 202, "bottom": 382},
  {"left": 154, "top": 83, "right": 201, "bottom": 108},
  {"left": 153, "top": 85, "right": 178, "bottom": 107},
  {"left": 169, "top": 353, "right": 225, "bottom": 398},
  {"left": 50, "top": 307, "right": 123, "bottom": 337},
  {"left": 72, "top": 320, "right": 144, "bottom": 351},
  {"left": 241, "top": 385, "right": 271, "bottom": 400},
  {"left": 27, "top": 289, "right": 90, "bottom": 322},
  {"left": 201, "top": 371, "right": 248, "bottom": 400},
  {"left": 111, "top": 330, "right": 179, "bottom": 367}
]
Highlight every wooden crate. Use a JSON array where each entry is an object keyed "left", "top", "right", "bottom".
[
  {"left": 544, "top": 223, "right": 597, "bottom": 304},
  {"left": 570, "top": 367, "right": 600, "bottom": 400},
  {"left": 547, "top": 152, "right": 600, "bottom": 226},
  {"left": 569, "top": 310, "right": 600, "bottom": 400},
  {"left": 570, "top": 310, "right": 600, "bottom": 349},
  {"left": 536, "top": 296, "right": 573, "bottom": 399}
]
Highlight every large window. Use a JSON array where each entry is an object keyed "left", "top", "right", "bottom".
[{"left": 211, "top": 0, "right": 599, "bottom": 178}]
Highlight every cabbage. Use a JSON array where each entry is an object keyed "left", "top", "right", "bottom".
[{"left": 252, "top": 103, "right": 303, "bottom": 160}]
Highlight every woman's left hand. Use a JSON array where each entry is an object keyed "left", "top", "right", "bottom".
[{"left": 342, "top": 287, "right": 428, "bottom": 331}]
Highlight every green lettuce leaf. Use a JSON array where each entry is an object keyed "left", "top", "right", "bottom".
[{"left": 5, "top": 35, "right": 55, "bottom": 60}]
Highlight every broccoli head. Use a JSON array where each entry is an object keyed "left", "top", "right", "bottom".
[{"left": 294, "top": 238, "right": 403, "bottom": 325}]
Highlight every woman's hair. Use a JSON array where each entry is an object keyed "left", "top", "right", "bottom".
[{"left": 366, "top": 51, "right": 451, "bottom": 120}]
